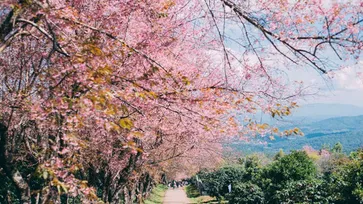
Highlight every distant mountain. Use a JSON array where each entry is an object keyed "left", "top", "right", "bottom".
[
  {"left": 231, "top": 113, "right": 363, "bottom": 154},
  {"left": 255, "top": 103, "right": 363, "bottom": 127},
  {"left": 289, "top": 103, "right": 363, "bottom": 120},
  {"left": 232, "top": 130, "right": 363, "bottom": 155},
  {"left": 292, "top": 115, "right": 363, "bottom": 134}
]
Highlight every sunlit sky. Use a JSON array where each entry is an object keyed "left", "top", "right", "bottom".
[
  {"left": 221, "top": 5, "right": 363, "bottom": 108},
  {"left": 289, "top": 60, "right": 363, "bottom": 107}
]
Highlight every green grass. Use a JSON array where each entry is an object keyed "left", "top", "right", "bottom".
[
  {"left": 185, "top": 185, "right": 201, "bottom": 198},
  {"left": 184, "top": 185, "right": 228, "bottom": 204},
  {"left": 185, "top": 185, "right": 225, "bottom": 204},
  {"left": 144, "top": 184, "right": 168, "bottom": 204},
  {"left": 189, "top": 195, "right": 216, "bottom": 204}
]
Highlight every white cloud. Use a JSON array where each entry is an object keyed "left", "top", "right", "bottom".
[{"left": 329, "top": 65, "right": 363, "bottom": 91}]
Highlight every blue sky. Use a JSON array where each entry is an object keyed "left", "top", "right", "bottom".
[
  {"left": 219, "top": 4, "right": 363, "bottom": 107},
  {"left": 294, "top": 64, "right": 363, "bottom": 107}
]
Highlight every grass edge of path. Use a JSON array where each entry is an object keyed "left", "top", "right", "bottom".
[
  {"left": 144, "top": 184, "right": 168, "bottom": 204},
  {"left": 185, "top": 185, "right": 216, "bottom": 204}
]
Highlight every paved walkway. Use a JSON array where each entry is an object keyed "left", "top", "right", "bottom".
[{"left": 163, "top": 188, "right": 190, "bottom": 204}]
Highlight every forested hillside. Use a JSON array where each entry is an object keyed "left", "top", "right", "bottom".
[{"left": 232, "top": 115, "right": 363, "bottom": 154}]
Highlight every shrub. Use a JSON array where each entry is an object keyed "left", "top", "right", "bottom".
[
  {"left": 199, "top": 166, "right": 245, "bottom": 200},
  {"left": 264, "top": 151, "right": 317, "bottom": 185},
  {"left": 273, "top": 179, "right": 328, "bottom": 204},
  {"left": 263, "top": 151, "right": 317, "bottom": 203},
  {"left": 226, "top": 182, "right": 264, "bottom": 204}
]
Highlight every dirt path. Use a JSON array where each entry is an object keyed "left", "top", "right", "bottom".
[{"left": 163, "top": 188, "right": 190, "bottom": 204}]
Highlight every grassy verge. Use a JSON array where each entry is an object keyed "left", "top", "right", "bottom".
[
  {"left": 144, "top": 184, "right": 168, "bottom": 204},
  {"left": 185, "top": 185, "right": 200, "bottom": 198},
  {"left": 189, "top": 195, "right": 217, "bottom": 204},
  {"left": 185, "top": 185, "right": 219, "bottom": 204}
]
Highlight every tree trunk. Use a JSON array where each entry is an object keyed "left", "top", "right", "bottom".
[
  {"left": 12, "top": 170, "right": 30, "bottom": 203},
  {"left": 138, "top": 179, "right": 144, "bottom": 203},
  {"left": 123, "top": 186, "right": 131, "bottom": 204},
  {"left": 0, "top": 123, "right": 30, "bottom": 203},
  {"left": 102, "top": 172, "right": 110, "bottom": 202},
  {"left": 130, "top": 185, "right": 136, "bottom": 204}
]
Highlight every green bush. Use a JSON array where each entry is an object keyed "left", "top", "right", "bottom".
[
  {"left": 263, "top": 151, "right": 318, "bottom": 203},
  {"left": 198, "top": 166, "right": 245, "bottom": 200},
  {"left": 264, "top": 151, "right": 317, "bottom": 185},
  {"left": 273, "top": 179, "right": 328, "bottom": 204},
  {"left": 192, "top": 149, "right": 363, "bottom": 204},
  {"left": 226, "top": 182, "right": 264, "bottom": 204},
  {"left": 327, "top": 149, "right": 363, "bottom": 203}
]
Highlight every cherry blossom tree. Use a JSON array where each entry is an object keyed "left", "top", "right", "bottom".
[{"left": 0, "top": 0, "right": 363, "bottom": 203}]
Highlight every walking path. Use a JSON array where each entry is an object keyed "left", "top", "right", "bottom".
[{"left": 163, "top": 188, "right": 190, "bottom": 204}]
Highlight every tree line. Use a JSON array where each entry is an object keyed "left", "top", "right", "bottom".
[{"left": 191, "top": 144, "right": 363, "bottom": 204}]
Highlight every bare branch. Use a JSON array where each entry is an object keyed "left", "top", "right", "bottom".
[{"left": 16, "top": 18, "right": 70, "bottom": 57}]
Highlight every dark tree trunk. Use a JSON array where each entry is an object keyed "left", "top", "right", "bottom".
[
  {"left": 0, "top": 123, "right": 30, "bottom": 203},
  {"left": 123, "top": 186, "right": 131, "bottom": 204}
]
